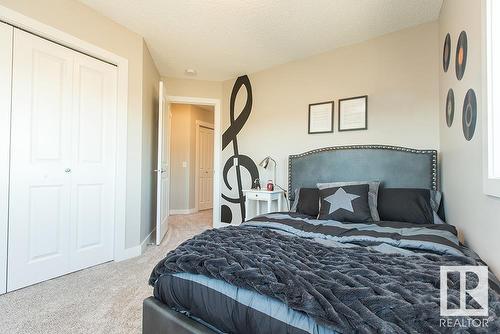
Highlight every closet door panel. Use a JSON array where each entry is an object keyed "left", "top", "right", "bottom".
[
  {"left": 8, "top": 29, "right": 74, "bottom": 291},
  {"left": 0, "top": 22, "right": 13, "bottom": 295},
  {"left": 69, "top": 54, "right": 117, "bottom": 271}
]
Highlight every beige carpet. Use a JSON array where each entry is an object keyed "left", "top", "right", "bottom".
[{"left": 0, "top": 210, "right": 212, "bottom": 334}]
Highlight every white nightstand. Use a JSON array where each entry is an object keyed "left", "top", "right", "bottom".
[{"left": 243, "top": 189, "right": 284, "bottom": 221}]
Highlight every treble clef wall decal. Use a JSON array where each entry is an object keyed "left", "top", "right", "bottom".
[{"left": 221, "top": 75, "right": 259, "bottom": 224}]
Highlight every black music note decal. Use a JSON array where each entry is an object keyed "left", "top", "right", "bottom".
[{"left": 221, "top": 75, "right": 259, "bottom": 224}]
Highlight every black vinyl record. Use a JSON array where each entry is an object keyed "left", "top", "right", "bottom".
[
  {"left": 455, "top": 31, "right": 468, "bottom": 80},
  {"left": 443, "top": 33, "right": 451, "bottom": 72},
  {"left": 462, "top": 89, "right": 477, "bottom": 141},
  {"left": 446, "top": 88, "right": 454, "bottom": 127}
]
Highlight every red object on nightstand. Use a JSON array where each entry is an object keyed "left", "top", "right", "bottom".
[{"left": 266, "top": 180, "right": 274, "bottom": 191}]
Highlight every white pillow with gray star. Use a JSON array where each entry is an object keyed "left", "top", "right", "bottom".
[{"left": 318, "top": 184, "right": 372, "bottom": 222}]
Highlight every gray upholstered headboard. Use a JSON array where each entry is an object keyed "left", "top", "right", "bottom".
[{"left": 288, "top": 145, "right": 438, "bottom": 201}]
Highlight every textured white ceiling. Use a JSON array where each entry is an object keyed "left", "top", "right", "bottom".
[{"left": 79, "top": 0, "right": 443, "bottom": 81}]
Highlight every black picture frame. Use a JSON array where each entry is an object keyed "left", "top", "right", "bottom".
[
  {"left": 338, "top": 95, "right": 368, "bottom": 132},
  {"left": 308, "top": 101, "right": 334, "bottom": 134}
]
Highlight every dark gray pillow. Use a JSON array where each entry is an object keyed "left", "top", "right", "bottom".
[
  {"left": 378, "top": 188, "right": 444, "bottom": 224},
  {"left": 290, "top": 188, "right": 320, "bottom": 217},
  {"left": 318, "top": 184, "right": 372, "bottom": 222}
]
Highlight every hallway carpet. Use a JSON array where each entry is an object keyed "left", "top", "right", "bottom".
[{"left": 0, "top": 210, "right": 212, "bottom": 334}]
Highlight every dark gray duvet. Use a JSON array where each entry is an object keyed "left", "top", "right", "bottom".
[{"left": 150, "top": 213, "right": 500, "bottom": 333}]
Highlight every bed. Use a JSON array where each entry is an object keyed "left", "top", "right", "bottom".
[{"left": 144, "top": 145, "right": 500, "bottom": 334}]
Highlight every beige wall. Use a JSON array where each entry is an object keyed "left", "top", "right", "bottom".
[
  {"left": 164, "top": 77, "right": 222, "bottom": 100},
  {"left": 221, "top": 22, "right": 440, "bottom": 224},
  {"left": 0, "top": 0, "right": 159, "bottom": 249},
  {"left": 439, "top": 0, "right": 500, "bottom": 276},
  {"left": 170, "top": 104, "right": 214, "bottom": 211},
  {"left": 170, "top": 104, "right": 191, "bottom": 211},
  {"left": 140, "top": 41, "right": 160, "bottom": 242}
]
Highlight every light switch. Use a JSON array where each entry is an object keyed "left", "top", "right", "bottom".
[{"left": 182, "top": 161, "right": 187, "bottom": 168}]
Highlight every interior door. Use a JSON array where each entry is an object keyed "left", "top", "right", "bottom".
[
  {"left": 8, "top": 29, "right": 74, "bottom": 291},
  {"left": 198, "top": 126, "right": 214, "bottom": 210},
  {"left": 69, "top": 52, "right": 117, "bottom": 271},
  {"left": 0, "top": 22, "right": 13, "bottom": 295},
  {"left": 156, "top": 81, "right": 170, "bottom": 245}
]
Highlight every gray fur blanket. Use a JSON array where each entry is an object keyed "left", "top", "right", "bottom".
[{"left": 149, "top": 226, "right": 500, "bottom": 333}]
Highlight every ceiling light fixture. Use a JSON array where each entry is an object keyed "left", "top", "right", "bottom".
[{"left": 185, "top": 68, "right": 197, "bottom": 76}]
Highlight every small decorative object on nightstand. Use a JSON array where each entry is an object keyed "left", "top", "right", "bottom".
[{"left": 243, "top": 189, "right": 284, "bottom": 221}]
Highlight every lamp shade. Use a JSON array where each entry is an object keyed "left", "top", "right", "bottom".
[
  {"left": 259, "top": 156, "right": 271, "bottom": 169},
  {"left": 258, "top": 156, "right": 277, "bottom": 185}
]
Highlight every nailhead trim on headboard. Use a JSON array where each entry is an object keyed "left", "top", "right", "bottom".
[{"left": 288, "top": 145, "right": 438, "bottom": 197}]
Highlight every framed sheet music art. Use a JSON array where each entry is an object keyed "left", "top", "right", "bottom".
[
  {"left": 338, "top": 95, "right": 368, "bottom": 131},
  {"left": 308, "top": 101, "right": 334, "bottom": 134}
]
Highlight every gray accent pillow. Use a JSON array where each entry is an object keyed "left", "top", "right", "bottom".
[
  {"left": 430, "top": 190, "right": 445, "bottom": 224},
  {"left": 317, "top": 181, "right": 381, "bottom": 221},
  {"left": 429, "top": 190, "right": 442, "bottom": 212},
  {"left": 291, "top": 188, "right": 299, "bottom": 212},
  {"left": 433, "top": 212, "right": 445, "bottom": 224}
]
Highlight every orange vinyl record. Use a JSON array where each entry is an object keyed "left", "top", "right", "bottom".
[{"left": 455, "top": 31, "right": 467, "bottom": 80}]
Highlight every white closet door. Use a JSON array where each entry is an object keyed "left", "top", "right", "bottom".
[
  {"left": 0, "top": 23, "right": 13, "bottom": 295},
  {"left": 8, "top": 29, "right": 117, "bottom": 291},
  {"left": 8, "top": 29, "right": 74, "bottom": 291},
  {"left": 69, "top": 53, "right": 116, "bottom": 271}
]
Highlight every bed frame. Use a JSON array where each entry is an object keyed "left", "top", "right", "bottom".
[
  {"left": 143, "top": 297, "right": 217, "bottom": 334},
  {"left": 143, "top": 144, "right": 439, "bottom": 334}
]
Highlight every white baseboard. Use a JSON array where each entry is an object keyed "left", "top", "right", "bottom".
[
  {"left": 114, "top": 228, "right": 156, "bottom": 262},
  {"left": 170, "top": 208, "right": 197, "bottom": 215},
  {"left": 141, "top": 228, "right": 156, "bottom": 253},
  {"left": 115, "top": 245, "right": 141, "bottom": 262}
]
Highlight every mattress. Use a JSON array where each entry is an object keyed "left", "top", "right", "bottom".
[{"left": 154, "top": 272, "right": 338, "bottom": 334}]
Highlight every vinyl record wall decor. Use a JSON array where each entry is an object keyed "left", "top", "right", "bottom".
[
  {"left": 443, "top": 33, "right": 451, "bottom": 72},
  {"left": 442, "top": 30, "right": 477, "bottom": 141},
  {"left": 455, "top": 31, "right": 468, "bottom": 80},
  {"left": 445, "top": 88, "right": 454, "bottom": 127},
  {"left": 462, "top": 89, "right": 477, "bottom": 141}
]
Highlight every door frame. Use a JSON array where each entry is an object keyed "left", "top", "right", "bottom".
[
  {"left": 0, "top": 6, "right": 131, "bottom": 261},
  {"left": 166, "top": 96, "right": 221, "bottom": 228},
  {"left": 195, "top": 120, "right": 215, "bottom": 212},
  {"left": 0, "top": 22, "right": 13, "bottom": 295}
]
